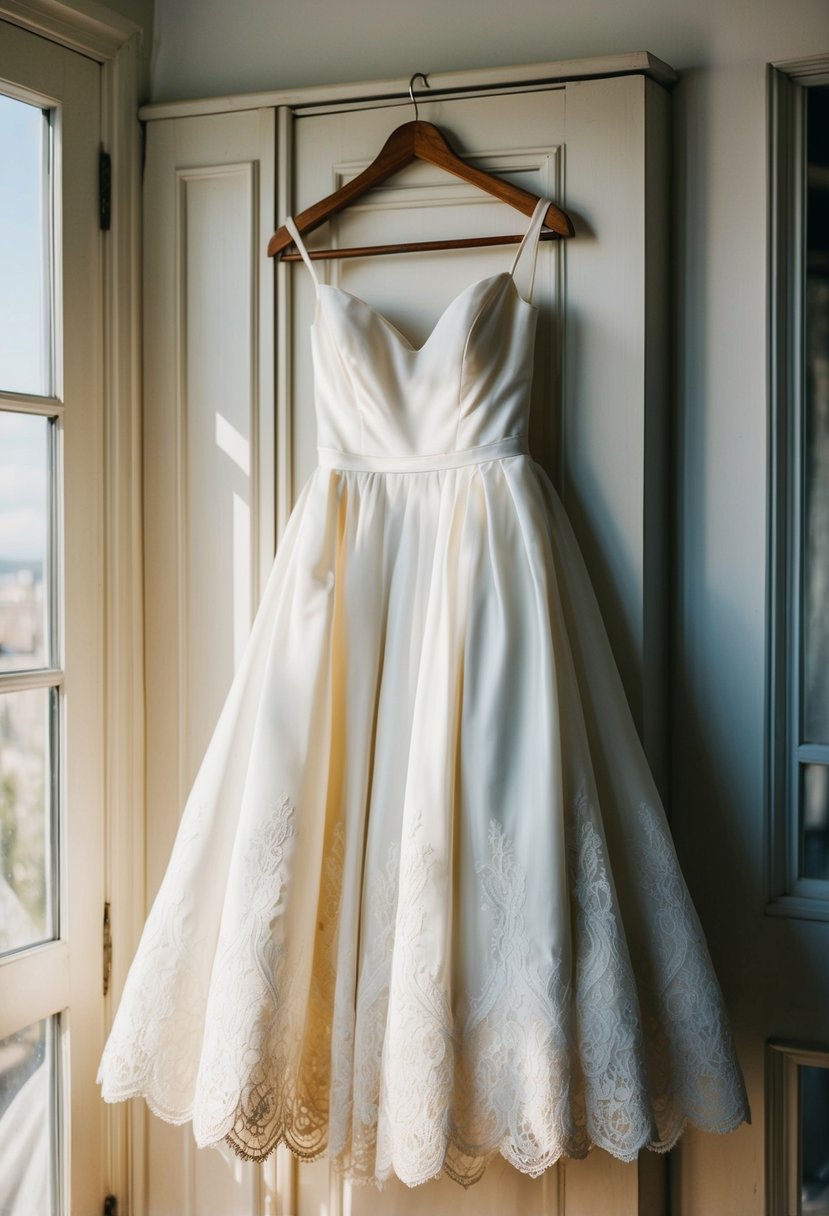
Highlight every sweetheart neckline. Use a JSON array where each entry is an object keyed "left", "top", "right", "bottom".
[{"left": 312, "top": 271, "right": 537, "bottom": 355}]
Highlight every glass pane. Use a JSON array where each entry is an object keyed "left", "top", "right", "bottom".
[
  {"left": 801, "top": 763, "right": 829, "bottom": 881},
  {"left": 802, "top": 1063, "right": 829, "bottom": 1215},
  {"left": 0, "top": 94, "right": 52, "bottom": 396},
  {"left": 802, "top": 84, "right": 829, "bottom": 743},
  {"left": 0, "top": 688, "right": 54, "bottom": 954},
  {"left": 0, "top": 1017, "right": 57, "bottom": 1216},
  {"left": 0, "top": 413, "right": 50, "bottom": 672}
]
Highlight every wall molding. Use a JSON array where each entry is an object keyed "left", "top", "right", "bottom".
[
  {"left": 0, "top": 0, "right": 138, "bottom": 59},
  {"left": 139, "top": 50, "right": 677, "bottom": 122},
  {"left": 772, "top": 53, "right": 829, "bottom": 85}
]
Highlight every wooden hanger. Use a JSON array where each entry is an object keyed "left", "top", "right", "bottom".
[{"left": 268, "top": 74, "right": 574, "bottom": 261}]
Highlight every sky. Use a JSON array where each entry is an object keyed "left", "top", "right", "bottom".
[
  {"left": 0, "top": 92, "right": 51, "bottom": 567},
  {"left": 0, "top": 412, "right": 46, "bottom": 568}
]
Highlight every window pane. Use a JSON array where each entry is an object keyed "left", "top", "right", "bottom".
[
  {"left": 801, "top": 763, "right": 829, "bottom": 881},
  {"left": 802, "top": 274, "right": 829, "bottom": 743},
  {"left": 0, "top": 413, "right": 50, "bottom": 672},
  {"left": 0, "top": 94, "right": 51, "bottom": 397},
  {"left": 802, "top": 1063, "right": 829, "bottom": 1215},
  {"left": 802, "top": 85, "right": 829, "bottom": 744},
  {"left": 0, "top": 1017, "right": 57, "bottom": 1216},
  {"left": 0, "top": 687, "right": 55, "bottom": 954}
]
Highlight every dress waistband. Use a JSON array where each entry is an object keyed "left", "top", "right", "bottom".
[{"left": 317, "top": 433, "right": 530, "bottom": 473}]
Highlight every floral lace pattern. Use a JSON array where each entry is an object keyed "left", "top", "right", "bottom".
[
  {"left": 568, "top": 799, "right": 653, "bottom": 1159},
  {"left": 334, "top": 836, "right": 400, "bottom": 1177},
  {"left": 194, "top": 792, "right": 299, "bottom": 1156},
  {"left": 446, "top": 819, "right": 575, "bottom": 1185},
  {"left": 627, "top": 802, "right": 749, "bottom": 1147},
  {"left": 97, "top": 792, "right": 215, "bottom": 1120},
  {"left": 100, "top": 787, "right": 748, "bottom": 1186},
  {"left": 374, "top": 813, "right": 454, "bottom": 1185}
]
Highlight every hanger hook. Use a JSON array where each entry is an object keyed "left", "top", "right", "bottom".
[{"left": 408, "top": 72, "right": 429, "bottom": 122}]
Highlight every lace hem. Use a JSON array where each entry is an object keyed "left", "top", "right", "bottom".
[
  {"left": 98, "top": 788, "right": 749, "bottom": 1188},
  {"left": 98, "top": 1076, "right": 750, "bottom": 1188}
]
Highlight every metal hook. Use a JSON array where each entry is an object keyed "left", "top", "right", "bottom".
[{"left": 408, "top": 72, "right": 429, "bottom": 122}]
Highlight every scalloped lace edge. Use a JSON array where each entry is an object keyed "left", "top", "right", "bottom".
[{"left": 100, "top": 1080, "right": 749, "bottom": 1188}]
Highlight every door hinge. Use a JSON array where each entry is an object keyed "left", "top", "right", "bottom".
[
  {"left": 103, "top": 1196, "right": 117, "bottom": 1216},
  {"left": 103, "top": 900, "right": 112, "bottom": 996},
  {"left": 99, "top": 148, "right": 111, "bottom": 231}
]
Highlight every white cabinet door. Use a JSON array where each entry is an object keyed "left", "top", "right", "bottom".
[
  {"left": 142, "top": 107, "right": 276, "bottom": 1216},
  {"left": 141, "top": 71, "right": 670, "bottom": 1216},
  {"left": 287, "top": 76, "right": 669, "bottom": 772},
  {"left": 284, "top": 75, "right": 669, "bottom": 1216}
]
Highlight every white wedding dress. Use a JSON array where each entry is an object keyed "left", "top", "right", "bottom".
[{"left": 98, "top": 199, "right": 749, "bottom": 1188}]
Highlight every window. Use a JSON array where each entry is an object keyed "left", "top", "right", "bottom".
[
  {"left": 768, "top": 63, "right": 829, "bottom": 919},
  {"left": 0, "top": 8, "right": 140, "bottom": 1211},
  {"left": 800, "top": 87, "right": 829, "bottom": 887},
  {"left": 767, "top": 1042, "right": 829, "bottom": 1216},
  {"left": 0, "top": 33, "right": 107, "bottom": 1212},
  {"left": 0, "top": 92, "right": 64, "bottom": 1214}
]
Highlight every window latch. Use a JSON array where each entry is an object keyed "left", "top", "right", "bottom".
[{"left": 103, "top": 901, "right": 112, "bottom": 996}]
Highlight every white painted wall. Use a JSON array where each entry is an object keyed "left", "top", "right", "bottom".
[{"left": 149, "top": 0, "right": 825, "bottom": 102}]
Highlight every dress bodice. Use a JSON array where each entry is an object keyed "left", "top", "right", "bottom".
[{"left": 285, "top": 200, "right": 549, "bottom": 470}]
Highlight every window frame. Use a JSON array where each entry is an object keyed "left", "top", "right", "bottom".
[
  {"left": 0, "top": 377, "right": 63, "bottom": 956},
  {"left": 766, "top": 1039, "right": 829, "bottom": 1216},
  {"left": 0, "top": 3, "right": 144, "bottom": 1210},
  {"left": 767, "top": 55, "right": 829, "bottom": 920}
]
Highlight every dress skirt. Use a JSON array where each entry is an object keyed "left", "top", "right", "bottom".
[{"left": 97, "top": 454, "right": 749, "bottom": 1188}]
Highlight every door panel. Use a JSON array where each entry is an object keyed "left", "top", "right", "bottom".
[
  {"left": 142, "top": 107, "right": 276, "bottom": 1216},
  {"left": 285, "top": 77, "right": 668, "bottom": 1216},
  {"left": 289, "top": 77, "right": 669, "bottom": 764}
]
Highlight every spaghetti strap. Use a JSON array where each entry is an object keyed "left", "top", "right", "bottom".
[
  {"left": 510, "top": 197, "right": 550, "bottom": 303},
  {"left": 285, "top": 216, "right": 320, "bottom": 293}
]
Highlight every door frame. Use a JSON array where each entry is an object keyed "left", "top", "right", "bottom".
[{"left": 0, "top": 0, "right": 145, "bottom": 1208}]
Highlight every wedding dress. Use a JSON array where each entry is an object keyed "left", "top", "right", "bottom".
[{"left": 97, "top": 198, "right": 750, "bottom": 1188}]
